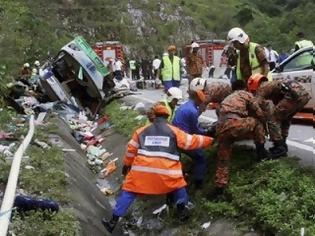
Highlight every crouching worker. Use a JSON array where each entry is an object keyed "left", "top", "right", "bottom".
[{"left": 102, "top": 103, "right": 213, "bottom": 233}]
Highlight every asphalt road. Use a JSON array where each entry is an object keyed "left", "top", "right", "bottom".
[{"left": 123, "top": 84, "right": 314, "bottom": 167}]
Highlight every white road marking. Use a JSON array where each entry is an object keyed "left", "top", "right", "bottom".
[
  {"left": 287, "top": 140, "right": 314, "bottom": 153},
  {"left": 129, "top": 94, "right": 313, "bottom": 153}
]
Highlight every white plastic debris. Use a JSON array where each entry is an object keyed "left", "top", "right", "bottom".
[
  {"left": 25, "top": 165, "right": 35, "bottom": 170},
  {"left": 87, "top": 160, "right": 95, "bottom": 166},
  {"left": 134, "top": 115, "right": 145, "bottom": 121},
  {"left": 201, "top": 221, "right": 211, "bottom": 229},
  {"left": 62, "top": 148, "right": 76, "bottom": 152},
  {"left": 34, "top": 139, "right": 50, "bottom": 149},
  {"left": 136, "top": 216, "right": 143, "bottom": 228},
  {"left": 94, "top": 159, "right": 103, "bottom": 165},
  {"left": 153, "top": 204, "right": 168, "bottom": 215},
  {"left": 120, "top": 105, "right": 132, "bottom": 111},
  {"left": 134, "top": 102, "right": 145, "bottom": 111}
]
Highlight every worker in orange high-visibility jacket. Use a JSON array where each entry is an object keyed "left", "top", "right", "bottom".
[{"left": 102, "top": 101, "right": 213, "bottom": 233}]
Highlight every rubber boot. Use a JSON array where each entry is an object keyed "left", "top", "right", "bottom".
[
  {"left": 269, "top": 140, "right": 287, "bottom": 159},
  {"left": 177, "top": 203, "right": 189, "bottom": 222},
  {"left": 207, "top": 186, "right": 225, "bottom": 201},
  {"left": 255, "top": 143, "right": 271, "bottom": 161},
  {"left": 195, "top": 179, "right": 203, "bottom": 190},
  {"left": 102, "top": 214, "right": 119, "bottom": 233}
]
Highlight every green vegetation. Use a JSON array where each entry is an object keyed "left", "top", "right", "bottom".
[
  {"left": 11, "top": 210, "right": 80, "bottom": 236},
  {"left": 198, "top": 146, "right": 315, "bottom": 235},
  {"left": 1, "top": 0, "right": 314, "bottom": 77},
  {"left": 104, "top": 101, "right": 315, "bottom": 235},
  {"left": 0, "top": 109, "right": 80, "bottom": 235},
  {"left": 103, "top": 100, "right": 146, "bottom": 137}
]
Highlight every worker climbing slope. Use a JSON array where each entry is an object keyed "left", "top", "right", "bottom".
[{"left": 102, "top": 103, "right": 213, "bottom": 233}]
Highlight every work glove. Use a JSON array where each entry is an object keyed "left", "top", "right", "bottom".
[{"left": 122, "top": 165, "right": 131, "bottom": 176}]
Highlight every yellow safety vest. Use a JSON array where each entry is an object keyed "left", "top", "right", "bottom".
[
  {"left": 161, "top": 56, "right": 180, "bottom": 81},
  {"left": 129, "top": 60, "right": 136, "bottom": 70},
  {"left": 145, "top": 99, "right": 175, "bottom": 124},
  {"left": 164, "top": 99, "right": 176, "bottom": 122},
  {"left": 236, "top": 42, "right": 272, "bottom": 81},
  {"left": 295, "top": 40, "right": 314, "bottom": 50}
]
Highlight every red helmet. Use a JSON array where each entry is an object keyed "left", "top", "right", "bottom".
[
  {"left": 152, "top": 103, "right": 170, "bottom": 117},
  {"left": 247, "top": 74, "right": 268, "bottom": 93}
]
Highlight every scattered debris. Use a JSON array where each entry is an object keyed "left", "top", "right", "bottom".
[
  {"left": 120, "top": 105, "right": 132, "bottom": 111},
  {"left": 201, "top": 221, "right": 211, "bottom": 229},
  {"left": 134, "top": 115, "right": 146, "bottom": 121},
  {"left": 34, "top": 139, "right": 50, "bottom": 149},
  {"left": 101, "top": 158, "right": 118, "bottom": 177},
  {"left": 100, "top": 187, "right": 114, "bottom": 196},
  {"left": 35, "top": 112, "right": 47, "bottom": 125},
  {"left": 99, "top": 152, "right": 113, "bottom": 161},
  {"left": 25, "top": 165, "right": 35, "bottom": 170},
  {"left": 0, "top": 143, "right": 15, "bottom": 157},
  {"left": 136, "top": 216, "right": 143, "bottom": 228},
  {"left": 152, "top": 204, "right": 168, "bottom": 215},
  {"left": 62, "top": 148, "right": 76, "bottom": 152},
  {"left": 14, "top": 195, "right": 59, "bottom": 212},
  {"left": 0, "top": 131, "right": 15, "bottom": 141},
  {"left": 133, "top": 102, "right": 145, "bottom": 112}
]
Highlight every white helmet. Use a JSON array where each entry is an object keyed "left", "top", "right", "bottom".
[
  {"left": 167, "top": 87, "right": 183, "bottom": 102},
  {"left": 191, "top": 42, "right": 200, "bottom": 48},
  {"left": 190, "top": 77, "right": 207, "bottom": 91},
  {"left": 34, "top": 60, "right": 40, "bottom": 66},
  {"left": 24, "top": 63, "right": 30, "bottom": 68},
  {"left": 227, "top": 27, "right": 249, "bottom": 44}
]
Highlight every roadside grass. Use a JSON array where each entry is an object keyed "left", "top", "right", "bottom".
[
  {"left": 0, "top": 108, "right": 80, "bottom": 235},
  {"left": 102, "top": 100, "right": 146, "bottom": 138},
  {"left": 104, "top": 100, "right": 315, "bottom": 235}
]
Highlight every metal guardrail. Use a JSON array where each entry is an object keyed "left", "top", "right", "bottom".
[{"left": 0, "top": 115, "right": 35, "bottom": 236}]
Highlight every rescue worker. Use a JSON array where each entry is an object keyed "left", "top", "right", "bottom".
[
  {"left": 204, "top": 80, "right": 232, "bottom": 110},
  {"left": 214, "top": 82, "right": 269, "bottom": 197},
  {"left": 20, "top": 63, "right": 31, "bottom": 79},
  {"left": 186, "top": 42, "right": 204, "bottom": 81},
  {"left": 102, "top": 103, "right": 213, "bottom": 233},
  {"left": 159, "top": 45, "right": 181, "bottom": 91},
  {"left": 227, "top": 27, "right": 270, "bottom": 85},
  {"left": 147, "top": 87, "right": 183, "bottom": 123},
  {"left": 247, "top": 74, "right": 311, "bottom": 158},
  {"left": 295, "top": 32, "right": 314, "bottom": 51},
  {"left": 33, "top": 60, "right": 41, "bottom": 75},
  {"left": 129, "top": 59, "right": 137, "bottom": 80},
  {"left": 172, "top": 87, "right": 210, "bottom": 188}
]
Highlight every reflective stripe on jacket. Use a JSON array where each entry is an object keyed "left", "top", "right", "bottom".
[
  {"left": 161, "top": 55, "right": 180, "bottom": 81},
  {"left": 122, "top": 117, "right": 212, "bottom": 194}
]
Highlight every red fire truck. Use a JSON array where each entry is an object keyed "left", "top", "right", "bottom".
[
  {"left": 183, "top": 39, "right": 226, "bottom": 67},
  {"left": 92, "top": 41, "right": 125, "bottom": 65}
]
